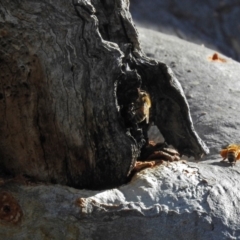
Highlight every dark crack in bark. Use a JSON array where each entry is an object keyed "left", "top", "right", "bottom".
[{"left": 0, "top": 0, "right": 208, "bottom": 190}]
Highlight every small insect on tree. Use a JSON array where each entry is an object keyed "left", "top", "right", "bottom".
[{"left": 0, "top": 0, "right": 208, "bottom": 189}]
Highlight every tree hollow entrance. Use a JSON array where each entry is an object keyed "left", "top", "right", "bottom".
[{"left": 0, "top": 0, "right": 208, "bottom": 190}]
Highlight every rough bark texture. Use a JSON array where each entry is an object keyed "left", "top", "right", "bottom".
[
  {"left": 1, "top": 19, "right": 240, "bottom": 240},
  {"left": 0, "top": 0, "right": 207, "bottom": 190}
]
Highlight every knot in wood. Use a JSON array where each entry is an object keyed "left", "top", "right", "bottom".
[{"left": 0, "top": 192, "right": 23, "bottom": 225}]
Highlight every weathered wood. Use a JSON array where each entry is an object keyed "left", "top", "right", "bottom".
[{"left": 0, "top": 0, "right": 208, "bottom": 189}]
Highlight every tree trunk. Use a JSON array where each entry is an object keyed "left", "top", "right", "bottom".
[{"left": 0, "top": 0, "right": 208, "bottom": 189}]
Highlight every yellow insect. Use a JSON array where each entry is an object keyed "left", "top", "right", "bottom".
[
  {"left": 220, "top": 144, "right": 240, "bottom": 165},
  {"left": 132, "top": 89, "right": 151, "bottom": 124}
]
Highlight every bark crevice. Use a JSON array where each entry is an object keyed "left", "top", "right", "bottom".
[{"left": 0, "top": 0, "right": 208, "bottom": 189}]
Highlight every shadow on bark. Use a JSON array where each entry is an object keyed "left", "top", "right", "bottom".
[{"left": 0, "top": 0, "right": 208, "bottom": 189}]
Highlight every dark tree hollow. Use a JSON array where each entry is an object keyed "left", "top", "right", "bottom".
[{"left": 0, "top": 0, "right": 208, "bottom": 189}]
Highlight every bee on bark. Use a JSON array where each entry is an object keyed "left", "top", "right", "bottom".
[
  {"left": 220, "top": 144, "right": 240, "bottom": 165},
  {"left": 131, "top": 89, "right": 151, "bottom": 124}
]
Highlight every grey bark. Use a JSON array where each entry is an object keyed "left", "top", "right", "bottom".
[
  {"left": 1, "top": 12, "right": 240, "bottom": 240},
  {"left": 0, "top": 0, "right": 207, "bottom": 190},
  {"left": 130, "top": 0, "right": 240, "bottom": 62},
  {"left": 138, "top": 27, "right": 240, "bottom": 161}
]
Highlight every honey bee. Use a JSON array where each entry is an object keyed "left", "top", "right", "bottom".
[
  {"left": 132, "top": 89, "right": 151, "bottom": 124},
  {"left": 220, "top": 144, "right": 240, "bottom": 165}
]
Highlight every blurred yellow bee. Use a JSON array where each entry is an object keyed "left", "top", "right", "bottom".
[
  {"left": 220, "top": 144, "right": 240, "bottom": 165},
  {"left": 132, "top": 89, "right": 151, "bottom": 124}
]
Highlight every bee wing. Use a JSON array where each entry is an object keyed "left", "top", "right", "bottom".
[
  {"left": 228, "top": 144, "right": 240, "bottom": 149},
  {"left": 143, "top": 103, "right": 150, "bottom": 123}
]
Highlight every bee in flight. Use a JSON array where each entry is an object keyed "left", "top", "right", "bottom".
[
  {"left": 132, "top": 89, "right": 151, "bottom": 124},
  {"left": 220, "top": 144, "right": 240, "bottom": 165}
]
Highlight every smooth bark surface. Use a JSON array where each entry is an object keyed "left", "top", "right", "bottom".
[{"left": 130, "top": 0, "right": 240, "bottom": 62}]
